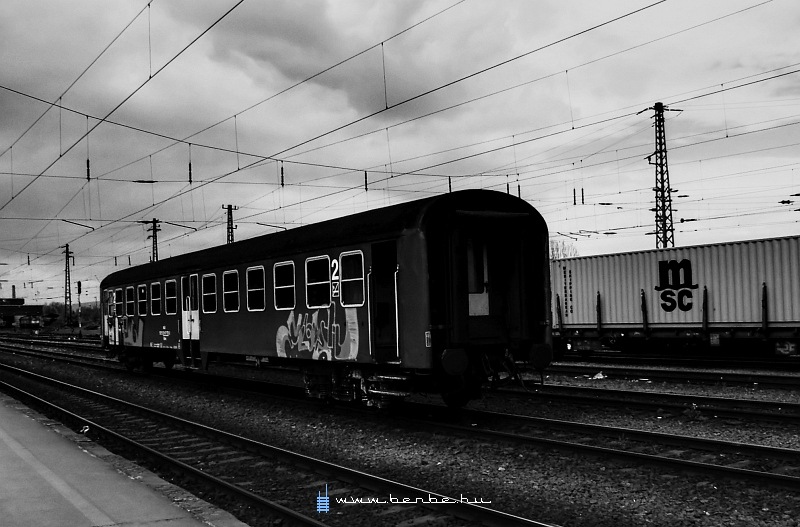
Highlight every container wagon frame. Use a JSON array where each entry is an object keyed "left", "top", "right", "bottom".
[{"left": 551, "top": 235, "right": 800, "bottom": 360}]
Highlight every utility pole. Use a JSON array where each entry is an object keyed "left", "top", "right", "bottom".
[
  {"left": 140, "top": 218, "right": 161, "bottom": 262},
  {"left": 76, "top": 281, "right": 82, "bottom": 329},
  {"left": 640, "top": 102, "right": 680, "bottom": 249},
  {"left": 223, "top": 204, "right": 238, "bottom": 244},
  {"left": 63, "top": 244, "right": 74, "bottom": 325}
]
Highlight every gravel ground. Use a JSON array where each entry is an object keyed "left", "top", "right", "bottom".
[
  {"left": 546, "top": 367, "right": 800, "bottom": 403},
  {"left": 485, "top": 375, "right": 800, "bottom": 451},
  {"left": 2, "top": 354, "right": 800, "bottom": 527}
]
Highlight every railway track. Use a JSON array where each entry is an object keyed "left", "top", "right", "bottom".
[
  {"left": 4, "top": 338, "right": 800, "bottom": 523},
  {"left": 0, "top": 340, "right": 116, "bottom": 367},
  {"left": 0, "top": 362, "right": 555, "bottom": 527},
  {"left": 399, "top": 403, "right": 800, "bottom": 490},
  {"left": 560, "top": 352, "right": 800, "bottom": 372},
  {"left": 549, "top": 363, "right": 800, "bottom": 388},
  {"left": 0, "top": 334, "right": 102, "bottom": 351},
  {"left": 502, "top": 384, "right": 800, "bottom": 423},
  {"left": 3, "top": 337, "right": 799, "bottom": 424}
]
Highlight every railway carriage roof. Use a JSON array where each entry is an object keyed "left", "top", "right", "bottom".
[{"left": 101, "top": 189, "right": 545, "bottom": 287}]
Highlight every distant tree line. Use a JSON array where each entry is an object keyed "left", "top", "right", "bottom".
[{"left": 42, "top": 302, "right": 101, "bottom": 327}]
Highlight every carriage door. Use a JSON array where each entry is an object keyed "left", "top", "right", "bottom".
[
  {"left": 181, "top": 274, "right": 200, "bottom": 366},
  {"left": 370, "top": 241, "right": 399, "bottom": 363},
  {"left": 455, "top": 219, "right": 508, "bottom": 341},
  {"left": 105, "top": 289, "right": 121, "bottom": 346}
]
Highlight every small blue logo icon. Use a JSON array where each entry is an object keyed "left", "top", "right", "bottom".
[{"left": 316, "top": 484, "right": 330, "bottom": 514}]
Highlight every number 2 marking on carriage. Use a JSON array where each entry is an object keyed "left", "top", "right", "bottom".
[{"left": 331, "top": 259, "right": 340, "bottom": 297}]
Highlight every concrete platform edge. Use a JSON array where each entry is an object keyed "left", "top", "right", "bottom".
[{"left": 2, "top": 393, "right": 251, "bottom": 527}]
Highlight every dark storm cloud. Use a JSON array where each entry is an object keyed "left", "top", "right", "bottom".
[{"left": 1, "top": 0, "right": 799, "bottom": 302}]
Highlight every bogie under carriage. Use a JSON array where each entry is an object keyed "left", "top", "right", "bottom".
[{"left": 101, "top": 190, "right": 552, "bottom": 406}]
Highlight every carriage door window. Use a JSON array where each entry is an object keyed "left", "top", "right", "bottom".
[
  {"left": 114, "top": 289, "right": 123, "bottom": 318},
  {"left": 181, "top": 274, "right": 200, "bottom": 341},
  {"left": 467, "top": 237, "right": 490, "bottom": 316},
  {"left": 106, "top": 290, "right": 115, "bottom": 317}
]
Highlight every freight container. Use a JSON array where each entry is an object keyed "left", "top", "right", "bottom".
[{"left": 551, "top": 235, "right": 800, "bottom": 359}]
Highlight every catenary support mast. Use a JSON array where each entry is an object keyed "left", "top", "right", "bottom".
[{"left": 641, "top": 101, "right": 680, "bottom": 248}]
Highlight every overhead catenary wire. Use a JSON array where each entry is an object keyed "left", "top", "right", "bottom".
[
  {"left": 3, "top": 64, "right": 798, "bottom": 210},
  {"left": 4, "top": 67, "right": 799, "bottom": 263},
  {"left": 91, "top": 0, "right": 469, "bottom": 182},
  {"left": 2, "top": 0, "right": 794, "bottom": 297},
  {"left": 0, "top": 0, "right": 246, "bottom": 214},
  {"left": 1, "top": 0, "right": 773, "bottom": 195},
  {"left": 0, "top": 1, "right": 152, "bottom": 162}
]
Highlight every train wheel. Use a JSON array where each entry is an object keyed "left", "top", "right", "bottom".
[
  {"left": 441, "top": 389, "right": 471, "bottom": 408},
  {"left": 441, "top": 373, "right": 482, "bottom": 408},
  {"left": 162, "top": 356, "right": 175, "bottom": 370},
  {"left": 122, "top": 354, "right": 137, "bottom": 372}
]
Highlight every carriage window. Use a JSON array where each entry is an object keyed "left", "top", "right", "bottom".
[
  {"left": 467, "top": 238, "right": 488, "bottom": 294},
  {"left": 125, "top": 287, "right": 135, "bottom": 316},
  {"left": 340, "top": 251, "right": 364, "bottom": 307},
  {"left": 202, "top": 274, "right": 217, "bottom": 313},
  {"left": 274, "top": 261, "right": 295, "bottom": 310},
  {"left": 246, "top": 267, "right": 265, "bottom": 311},
  {"left": 137, "top": 285, "right": 147, "bottom": 316},
  {"left": 150, "top": 282, "right": 162, "bottom": 315},
  {"left": 306, "top": 256, "right": 331, "bottom": 308},
  {"left": 223, "top": 270, "right": 240, "bottom": 312},
  {"left": 165, "top": 280, "right": 178, "bottom": 315},
  {"left": 114, "top": 289, "right": 123, "bottom": 317}
]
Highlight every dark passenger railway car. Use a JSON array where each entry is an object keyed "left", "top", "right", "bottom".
[{"left": 101, "top": 189, "right": 552, "bottom": 406}]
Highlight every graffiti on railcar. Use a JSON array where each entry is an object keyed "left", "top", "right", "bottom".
[
  {"left": 275, "top": 304, "right": 359, "bottom": 361},
  {"left": 122, "top": 317, "right": 144, "bottom": 346}
]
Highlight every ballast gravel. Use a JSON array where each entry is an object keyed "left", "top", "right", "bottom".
[{"left": 2, "top": 354, "right": 800, "bottom": 527}]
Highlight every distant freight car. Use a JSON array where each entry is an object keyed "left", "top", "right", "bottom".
[
  {"left": 551, "top": 236, "right": 800, "bottom": 359},
  {"left": 0, "top": 299, "right": 44, "bottom": 331},
  {"left": 101, "top": 190, "right": 553, "bottom": 407}
]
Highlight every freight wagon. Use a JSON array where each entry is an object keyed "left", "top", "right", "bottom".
[{"left": 551, "top": 236, "right": 800, "bottom": 359}]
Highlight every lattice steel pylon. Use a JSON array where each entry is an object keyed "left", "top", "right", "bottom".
[
  {"left": 223, "top": 204, "right": 238, "bottom": 244},
  {"left": 63, "top": 244, "right": 74, "bottom": 324},
  {"left": 139, "top": 218, "right": 161, "bottom": 262},
  {"left": 640, "top": 101, "right": 680, "bottom": 249}
]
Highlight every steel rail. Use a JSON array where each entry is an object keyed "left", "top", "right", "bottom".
[
  {"left": 0, "top": 378, "right": 328, "bottom": 527},
  {"left": 548, "top": 363, "right": 800, "bottom": 387},
  {"left": 503, "top": 384, "right": 800, "bottom": 422},
  {"left": 0, "top": 362, "right": 557, "bottom": 527},
  {"left": 402, "top": 403, "right": 800, "bottom": 489}
]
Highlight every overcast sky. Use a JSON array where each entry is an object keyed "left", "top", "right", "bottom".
[{"left": 1, "top": 0, "right": 799, "bottom": 304}]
